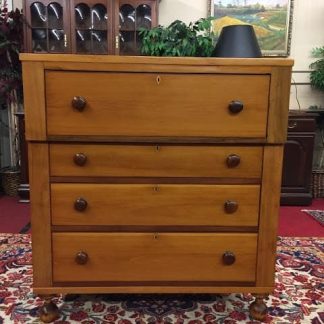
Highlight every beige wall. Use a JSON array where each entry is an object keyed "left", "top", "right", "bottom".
[
  {"left": 289, "top": 0, "right": 324, "bottom": 110},
  {"left": 159, "top": 0, "right": 207, "bottom": 26}
]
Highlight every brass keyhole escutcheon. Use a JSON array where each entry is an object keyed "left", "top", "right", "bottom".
[
  {"left": 153, "top": 186, "right": 160, "bottom": 192},
  {"left": 156, "top": 75, "right": 161, "bottom": 85},
  {"left": 153, "top": 233, "right": 159, "bottom": 240}
]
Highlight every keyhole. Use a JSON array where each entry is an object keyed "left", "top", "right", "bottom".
[
  {"left": 156, "top": 75, "right": 161, "bottom": 85},
  {"left": 153, "top": 233, "right": 159, "bottom": 240}
]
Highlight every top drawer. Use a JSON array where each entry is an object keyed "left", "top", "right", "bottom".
[{"left": 45, "top": 71, "right": 270, "bottom": 138}]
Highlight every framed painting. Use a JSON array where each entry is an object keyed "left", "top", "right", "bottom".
[{"left": 208, "top": 0, "right": 294, "bottom": 56}]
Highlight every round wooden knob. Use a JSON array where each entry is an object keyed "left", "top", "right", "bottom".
[
  {"left": 226, "top": 154, "right": 240, "bottom": 168},
  {"left": 74, "top": 198, "right": 88, "bottom": 212},
  {"left": 73, "top": 153, "right": 87, "bottom": 166},
  {"left": 228, "top": 100, "right": 244, "bottom": 114},
  {"left": 72, "top": 96, "right": 87, "bottom": 111},
  {"left": 224, "top": 200, "right": 238, "bottom": 214},
  {"left": 222, "top": 251, "right": 236, "bottom": 265},
  {"left": 75, "top": 251, "right": 88, "bottom": 265}
]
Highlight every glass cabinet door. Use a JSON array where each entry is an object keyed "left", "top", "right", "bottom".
[
  {"left": 118, "top": 0, "right": 157, "bottom": 55},
  {"left": 24, "top": 0, "right": 158, "bottom": 54},
  {"left": 72, "top": 0, "right": 111, "bottom": 54},
  {"left": 27, "top": 0, "right": 69, "bottom": 53}
]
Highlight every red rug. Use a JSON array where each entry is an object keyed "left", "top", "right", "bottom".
[
  {"left": 278, "top": 199, "right": 324, "bottom": 237},
  {"left": 0, "top": 234, "right": 323, "bottom": 323}
]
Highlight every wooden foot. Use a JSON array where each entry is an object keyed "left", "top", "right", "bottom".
[
  {"left": 249, "top": 294, "right": 268, "bottom": 322},
  {"left": 39, "top": 295, "right": 60, "bottom": 323}
]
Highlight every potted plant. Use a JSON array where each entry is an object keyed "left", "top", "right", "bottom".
[
  {"left": 139, "top": 17, "right": 215, "bottom": 57},
  {"left": 0, "top": 1, "right": 23, "bottom": 108},
  {"left": 310, "top": 46, "right": 324, "bottom": 93},
  {"left": 0, "top": 1, "right": 24, "bottom": 196}
]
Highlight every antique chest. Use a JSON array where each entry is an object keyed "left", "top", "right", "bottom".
[{"left": 20, "top": 54, "right": 293, "bottom": 322}]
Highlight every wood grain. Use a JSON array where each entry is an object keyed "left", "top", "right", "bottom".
[
  {"left": 20, "top": 55, "right": 293, "bottom": 297},
  {"left": 52, "top": 232, "right": 258, "bottom": 282},
  {"left": 22, "top": 62, "right": 46, "bottom": 140},
  {"left": 28, "top": 143, "right": 52, "bottom": 287},
  {"left": 267, "top": 67, "right": 292, "bottom": 143},
  {"left": 33, "top": 286, "right": 274, "bottom": 294},
  {"left": 256, "top": 146, "right": 283, "bottom": 287},
  {"left": 47, "top": 135, "right": 267, "bottom": 143},
  {"left": 51, "top": 225, "right": 258, "bottom": 232},
  {"left": 46, "top": 71, "right": 269, "bottom": 138},
  {"left": 51, "top": 184, "right": 260, "bottom": 226},
  {"left": 49, "top": 144, "right": 263, "bottom": 178},
  {"left": 20, "top": 53, "right": 294, "bottom": 67}
]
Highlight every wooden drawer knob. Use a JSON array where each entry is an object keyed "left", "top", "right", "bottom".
[
  {"left": 228, "top": 100, "right": 244, "bottom": 114},
  {"left": 223, "top": 251, "right": 236, "bottom": 265},
  {"left": 72, "top": 96, "right": 87, "bottom": 111},
  {"left": 73, "top": 153, "right": 87, "bottom": 166},
  {"left": 74, "top": 198, "right": 88, "bottom": 212},
  {"left": 224, "top": 200, "right": 238, "bottom": 213},
  {"left": 226, "top": 154, "right": 240, "bottom": 168},
  {"left": 75, "top": 251, "right": 88, "bottom": 265}
]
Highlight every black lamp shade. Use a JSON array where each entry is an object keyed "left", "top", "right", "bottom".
[{"left": 212, "top": 24, "right": 262, "bottom": 58}]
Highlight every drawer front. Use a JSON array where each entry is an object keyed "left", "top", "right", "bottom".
[
  {"left": 51, "top": 184, "right": 260, "bottom": 226},
  {"left": 287, "top": 117, "right": 316, "bottom": 133},
  {"left": 52, "top": 233, "right": 257, "bottom": 282},
  {"left": 46, "top": 71, "right": 269, "bottom": 138},
  {"left": 49, "top": 144, "right": 263, "bottom": 178}
]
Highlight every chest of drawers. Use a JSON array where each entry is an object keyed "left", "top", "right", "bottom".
[{"left": 20, "top": 54, "right": 293, "bottom": 322}]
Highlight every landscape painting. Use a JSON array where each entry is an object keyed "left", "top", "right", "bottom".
[{"left": 208, "top": 0, "right": 293, "bottom": 56}]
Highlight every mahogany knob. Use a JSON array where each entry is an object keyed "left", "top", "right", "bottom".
[
  {"left": 224, "top": 200, "right": 238, "bottom": 214},
  {"left": 72, "top": 96, "right": 87, "bottom": 111},
  {"left": 74, "top": 198, "right": 88, "bottom": 212},
  {"left": 73, "top": 153, "right": 87, "bottom": 166},
  {"left": 222, "top": 251, "right": 236, "bottom": 265},
  {"left": 228, "top": 100, "right": 244, "bottom": 114},
  {"left": 75, "top": 251, "right": 88, "bottom": 265},
  {"left": 226, "top": 154, "right": 240, "bottom": 168}
]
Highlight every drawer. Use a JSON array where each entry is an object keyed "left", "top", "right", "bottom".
[
  {"left": 52, "top": 233, "right": 258, "bottom": 282},
  {"left": 287, "top": 117, "right": 316, "bottom": 133},
  {"left": 51, "top": 184, "right": 260, "bottom": 226},
  {"left": 49, "top": 144, "right": 263, "bottom": 178},
  {"left": 46, "top": 71, "right": 270, "bottom": 138}
]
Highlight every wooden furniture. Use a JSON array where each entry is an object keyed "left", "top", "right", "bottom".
[
  {"left": 281, "top": 111, "right": 317, "bottom": 205},
  {"left": 23, "top": 0, "right": 158, "bottom": 55},
  {"left": 20, "top": 54, "right": 293, "bottom": 323},
  {"left": 15, "top": 111, "right": 30, "bottom": 203}
]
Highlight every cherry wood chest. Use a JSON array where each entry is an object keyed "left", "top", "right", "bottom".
[{"left": 20, "top": 54, "right": 293, "bottom": 322}]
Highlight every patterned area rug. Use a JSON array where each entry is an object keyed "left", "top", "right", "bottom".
[
  {"left": 0, "top": 234, "right": 323, "bottom": 324},
  {"left": 302, "top": 210, "right": 324, "bottom": 226}
]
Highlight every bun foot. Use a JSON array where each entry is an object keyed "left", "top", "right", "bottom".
[
  {"left": 39, "top": 296, "right": 60, "bottom": 323},
  {"left": 249, "top": 294, "right": 268, "bottom": 322}
]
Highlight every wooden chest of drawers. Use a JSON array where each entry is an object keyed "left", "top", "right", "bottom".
[{"left": 20, "top": 54, "right": 293, "bottom": 322}]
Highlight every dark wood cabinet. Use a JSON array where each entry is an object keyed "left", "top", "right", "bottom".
[
  {"left": 23, "top": 0, "right": 158, "bottom": 55},
  {"left": 24, "top": 0, "right": 71, "bottom": 53},
  {"left": 281, "top": 111, "right": 317, "bottom": 205}
]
